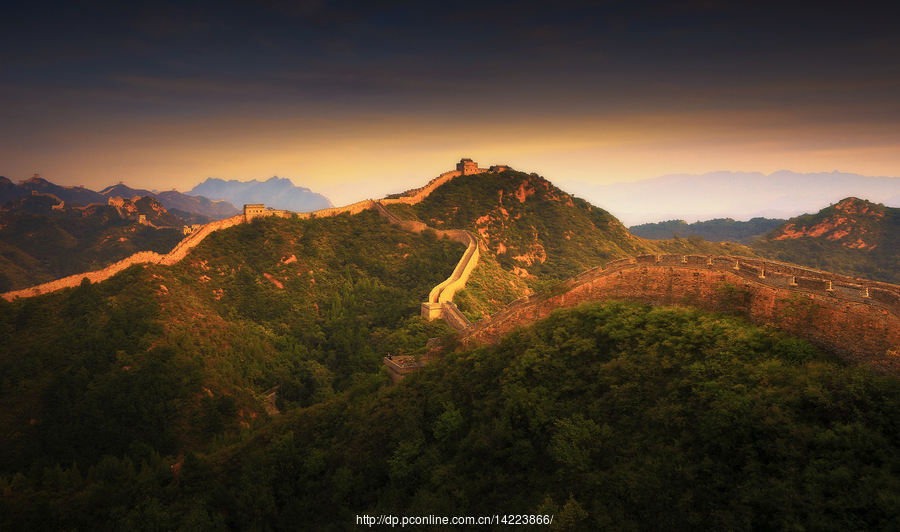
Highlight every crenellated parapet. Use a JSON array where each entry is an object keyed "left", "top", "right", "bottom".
[{"left": 451, "top": 254, "right": 900, "bottom": 374}]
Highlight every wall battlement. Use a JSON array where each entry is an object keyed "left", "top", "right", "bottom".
[{"left": 449, "top": 254, "right": 900, "bottom": 373}]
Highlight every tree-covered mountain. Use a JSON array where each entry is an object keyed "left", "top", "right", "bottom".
[
  {"left": 629, "top": 217, "right": 785, "bottom": 243},
  {"left": 750, "top": 197, "right": 900, "bottom": 284},
  {"left": 0, "top": 210, "right": 465, "bottom": 475},
  {"left": 389, "top": 170, "right": 754, "bottom": 285},
  {"left": 188, "top": 176, "right": 333, "bottom": 213},
  {"left": 0, "top": 195, "right": 183, "bottom": 292},
  {"left": 3, "top": 299, "right": 899, "bottom": 530}
]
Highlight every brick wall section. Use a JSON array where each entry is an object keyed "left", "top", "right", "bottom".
[
  {"left": 1, "top": 214, "right": 248, "bottom": 300},
  {"left": 440, "top": 302, "right": 472, "bottom": 330},
  {"left": 453, "top": 254, "right": 900, "bottom": 373},
  {"left": 2, "top": 164, "right": 477, "bottom": 304},
  {"left": 383, "top": 357, "right": 426, "bottom": 384},
  {"left": 373, "top": 201, "right": 480, "bottom": 324},
  {"left": 158, "top": 215, "right": 245, "bottom": 265},
  {"left": 382, "top": 170, "right": 462, "bottom": 205},
  {"left": 1, "top": 250, "right": 166, "bottom": 300},
  {"left": 427, "top": 231, "right": 478, "bottom": 305}
]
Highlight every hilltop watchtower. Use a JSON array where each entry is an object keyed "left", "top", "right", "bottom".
[
  {"left": 456, "top": 158, "right": 482, "bottom": 175},
  {"left": 244, "top": 204, "right": 265, "bottom": 221}
]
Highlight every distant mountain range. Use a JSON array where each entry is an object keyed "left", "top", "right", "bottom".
[
  {"left": 0, "top": 193, "right": 184, "bottom": 291},
  {"left": 629, "top": 218, "right": 786, "bottom": 243},
  {"left": 0, "top": 175, "right": 239, "bottom": 219},
  {"left": 188, "top": 176, "right": 333, "bottom": 213},
  {"left": 99, "top": 183, "right": 238, "bottom": 219},
  {"left": 559, "top": 170, "right": 900, "bottom": 226},
  {"left": 1, "top": 174, "right": 335, "bottom": 220},
  {"left": 1, "top": 175, "right": 105, "bottom": 205}
]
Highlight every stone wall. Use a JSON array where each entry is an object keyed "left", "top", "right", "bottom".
[
  {"left": 292, "top": 200, "right": 376, "bottom": 219},
  {"left": 383, "top": 357, "right": 424, "bottom": 384},
  {"left": 2, "top": 161, "right": 483, "bottom": 302},
  {"left": 453, "top": 254, "right": 900, "bottom": 373},
  {"left": 431, "top": 231, "right": 479, "bottom": 304},
  {"left": 440, "top": 302, "right": 472, "bottom": 330},
  {"left": 373, "top": 201, "right": 480, "bottom": 322},
  {"left": 1, "top": 213, "right": 248, "bottom": 301},
  {"left": 2, "top": 251, "right": 165, "bottom": 300}
]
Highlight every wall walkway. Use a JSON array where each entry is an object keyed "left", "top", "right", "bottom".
[
  {"left": 448, "top": 254, "right": 900, "bottom": 373},
  {"left": 372, "top": 201, "right": 479, "bottom": 328},
  {"left": 2, "top": 166, "right": 479, "bottom": 314}
]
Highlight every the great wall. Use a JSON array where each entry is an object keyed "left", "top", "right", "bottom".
[
  {"left": 1, "top": 159, "right": 490, "bottom": 310},
  {"left": 1, "top": 214, "right": 248, "bottom": 301},
  {"left": 7, "top": 161, "right": 900, "bottom": 377},
  {"left": 446, "top": 254, "right": 900, "bottom": 374}
]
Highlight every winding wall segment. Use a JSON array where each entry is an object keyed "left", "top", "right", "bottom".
[
  {"left": 453, "top": 254, "right": 900, "bottom": 373},
  {"left": 2, "top": 163, "right": 480, "bottom": 306},
  {"left": 372, "top": 201, "right": 479, "bottom": 327}
]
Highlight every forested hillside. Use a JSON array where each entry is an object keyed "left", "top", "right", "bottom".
[
  {"left": 4, "top": 302, "right": 899, "bottom": 530},
  {"left": 0, "top": 211, "right": 464, "bottom": 490},
  {"left": 629, "top": 217, "right": 784, "bottom": 243},
  {"left": 0, "top": 196, "right": 183, "bottom": 292}
]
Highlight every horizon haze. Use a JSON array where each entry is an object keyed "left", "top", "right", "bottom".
[{"left": 1, "top": 0, "right": 898, "bottom": 204}]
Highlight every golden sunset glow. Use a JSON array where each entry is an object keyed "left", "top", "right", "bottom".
[{"left": 2, "top": 1, "right": 898, "bottom": 210}]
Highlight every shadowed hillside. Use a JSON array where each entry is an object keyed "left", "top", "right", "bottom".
[
  {"left": 5, "top": 301, "right": 900, "bottom": 530},
  {"left": 0, "top": 196, "right": 183, "bottom": 292}
]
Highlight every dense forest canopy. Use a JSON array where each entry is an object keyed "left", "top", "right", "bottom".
[{"left": 3, "top": 299, "right": 900, "bottom": 530}]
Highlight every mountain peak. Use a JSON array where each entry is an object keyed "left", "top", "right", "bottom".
[
  {"left": 833, "top": 197, "right": 884, "bottom": 216},
  {"left": 767, "top": 197, "right": 888, "bottom": 250},
  {"left": 187, "top": 176, "right": 331, "bottom": 212}
]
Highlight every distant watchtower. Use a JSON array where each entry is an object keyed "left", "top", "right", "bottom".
[
  {"left": 244, "top": 204, "right": 266, "bottom": 222},
  {"left": 456, "top": 158, "right": 482, "bottom": 175}
]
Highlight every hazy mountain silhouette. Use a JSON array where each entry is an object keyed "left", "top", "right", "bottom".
[
  {"left": 100, "top": 183, "right": 239, "bottom": 219},
  {"left": 559, "top": 170, "right": 900, "bottom": 226},
  {"left": 15, "top": 175, "right": 105, "bottom": 205},
  {"left": 188, "top": 176, "right": 333, "bottom": 212}
]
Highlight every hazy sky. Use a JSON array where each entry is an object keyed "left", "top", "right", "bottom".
[{"left": 2, "top": 0, "right": 899, "bottom": 206}]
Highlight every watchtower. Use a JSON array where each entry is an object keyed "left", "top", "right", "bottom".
[
  {"left": 244, "top": 204, "right": 266, "bottom": 221},
  {"left": 456, "top": 158, "right": 481, "bottom": 175}
]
